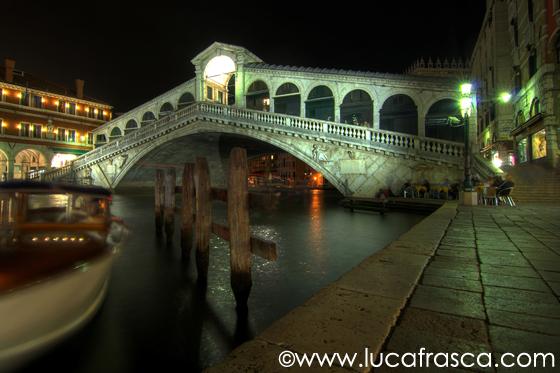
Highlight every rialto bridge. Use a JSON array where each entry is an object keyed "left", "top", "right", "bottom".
[{"left": 35, "top": 42, "right": 489, "bottom": 197}]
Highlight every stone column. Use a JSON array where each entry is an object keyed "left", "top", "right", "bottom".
[
  {"left": 301, "top": 96, "right": 306, "bottom": 118},
  {"left": 373, "top": 109, "right": 381, "bottom": 130},
  {"left": 195, "top": 66, "right": 204, "bottom": 102},
  {"left": 235, "top": 60, "right": 245, "bottom": 109},
  {"left": 417, "top": 115, "right": 425, "bottom": 137},
  {"left": 544, "top": 117, "right": 559, "bottom": 168},
  {"left": 334, "top": 105, "right": 340, "bottom": 123},
  {"left": 7, "top": 158, "right": 14, "bottom": 180}
]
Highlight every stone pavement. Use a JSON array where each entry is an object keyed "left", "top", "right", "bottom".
[{"left": 207, "top": 203, "right": 560, "bottom": 372}]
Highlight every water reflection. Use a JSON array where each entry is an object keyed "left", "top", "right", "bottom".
[{"left": 20, "top": 190, "right": 423, "bottom": 372}]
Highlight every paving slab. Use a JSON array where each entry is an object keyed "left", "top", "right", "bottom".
[
  {"left": 481, "top": 273, "right": 551, "bottom": 292},
  {"left": 422, "top": 274, "right": 482, "bottom": 293},
  {"left": 487, "top": 308, "right": 560, "bottom": 336},
  {"left": 410, "top": 285, "right": 486, "bottom": 319},
  {"left": 484, "top": 295, "right": 560, "bottom": 319}
]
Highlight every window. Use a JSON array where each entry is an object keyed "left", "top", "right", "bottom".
[
  {"left": 528, "top": 48, "right": 537, "bottom": 78},
  {"left": 68, "top": 103, "right": 76, "bottom": 115},
  {"left": 32, "top": 95, "right": 42, "bottom": 108},
  {"left": 67, "top": 129, "right": 76, "bottom": 142},
  {"left": 20, "top": 92, "right": 30, "bottom": 106},
  {"left": 97, "top": 109, "right": 104, "bottom": 120},
  {"left": 513, "top": 66, "right": 522, "bottom": 94},
  {"left": 218, "top": 91, "right": 224, "bottom": 104},
  {"left": 87, "top": 132, "right": 93, "bottom": 144},
  {"left": 31, "top": 124, "right": 42, "bottom": 138},
  {"left": 511, "top": 18, "right": 519, "bottom": 47},
  {"left": 530, "top": 98, "right": 540, "bottom": 117},
  {"left": 19, "top": 122, "right": 31, "bottom": 137},
  {"left": 57, "top": 128, "right": 67, "bottom": 142},
  {"left": 58, "top": 100, "right": 66, "bottom": 113},
  {"left": 556, "top": 36, "right": 560, "bottom": 63},
  {"left": 207, "top": 86, "right": 213, "bottom": 100},
  {"left": 528, "top": 0, "right": 534, "bottom": 22},
  {"left": 531, "top": 129, "right": 546, "bottom": 159},
  {"left": 517, "top": 138, "right": 528, "bottom": 163}
]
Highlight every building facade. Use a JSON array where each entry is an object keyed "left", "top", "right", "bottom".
[
  {"left": 0, "top": 59, "right": 112, "bottom": 180},
  {"left": 471, "top": 0, "right": 560, "bottom": 168},
  {"left": 247, "top": 152, "right": 323, "bottom": 187}
]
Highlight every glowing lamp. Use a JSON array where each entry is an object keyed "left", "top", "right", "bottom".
[
  {"left": 499, "top": 92, "right": 512, "bottom": 103},
  {"left": 41, "top": 97, "right": 46, "bottom": 103},
  {"left": 54, "top": 100, "right": 59, "bottom": 106},
  {"left": 492, "top": 157, "right": 503, "bottom": 168},
  {"left": 460, "top": 97, "right": 473, "bottom": 116},
  {"left": 102, "top": 111, "right": 107, "bottom": 116},
  {"left": 1, "top": 121, "right": 6, "bottom": 128},
  {"left": 460, "top": 83, "right": 472, "bottom": 95},
  {"left": 65, "top": 102, "right": 70, "bottom": 108},
  {"left": 16, "top": 124, "right": 21, "bottom": 130},
  {"left": 85, "top": 107, "right": 90, "bottom": 113},
  {"left": 16, "top": 92, "right": 22, "bottom": 99},
  {"left": 94, "top": 108, "right": 98, "bottom": 114}
]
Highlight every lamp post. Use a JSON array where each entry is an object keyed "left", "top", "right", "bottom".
[{"left": 460, "top": 83, "right": 474, "bottom": 191}]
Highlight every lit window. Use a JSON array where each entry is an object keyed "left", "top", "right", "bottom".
[
  {"left": 68, "top": 103, "right": 76, "bottom": 115},
  {"left": 57, "top": 128, "right": 67, "bottom": 142},
  {"left": 531, "top": 129, "right": 547, "bottom": 159},
  {"left": 32, "top": 95, "right": 42, "bottom": 108},
  {"left": 68, "top": 129, "right": 76, "bottom": 142}
]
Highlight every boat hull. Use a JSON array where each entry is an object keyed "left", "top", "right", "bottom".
[{"left": 0, "top": 252, "right": 114, "bottom": 372}]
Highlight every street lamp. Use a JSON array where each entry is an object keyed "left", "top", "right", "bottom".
[{"left": 459, "top": 82, "right": 474, "bottom": 191}]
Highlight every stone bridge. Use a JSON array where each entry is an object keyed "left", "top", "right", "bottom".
[
  {"left": 30, "top": 42, "right": 490, "bottom": 196},
  {"left": 39, "top": 101, "right": 466, "bottom": 197}
]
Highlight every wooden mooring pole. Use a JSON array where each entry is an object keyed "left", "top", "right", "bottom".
[
  {"left": 164, "top": 168, "right": 176, "bottom": 240},
  {"left": 154, "top": 169, "right": 164, "bottom": 236},
  {"left": 181, "top": 163, "right": 195, "bottom": 259},
  {"left": 227, "top": 148, "right": 252, "bottom": 310},
  {"left": 195, "top": 157, "right": 212, "bottom": 281}
]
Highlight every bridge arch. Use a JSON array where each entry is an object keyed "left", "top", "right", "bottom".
[
  {"left": 0, "top": 149, "right": 8, "bottom": 181},
  {"left": 177, "top": 92, "right": 195, "bottom": 109},
  {"left": 109, "top": 127, "right": 122, "bottom": 141},
  {"left": 141, "top": 111, "right": 156, "bottom": 126},
  {"left": 159, "top": 102, "right": 175, "bottom": 118},
  {"left": 379, "top": 94, "right": 418, "bottom": 135},
  {"left": 125, "top": 119, "right": 139, "bottom": 135},
  {"left": 305, "top": 85, "right": 335, "bottom": 121},
  {"left": 112, "top": 124, "right": 347, "bottom": 195},
  {"left": 246, "top": 80, "right": 270, "bottom": 111},
  {"left": 274, "top": 82, "right": 301, "bottom": 116},
  {"left": 425, "top": 99, "right": 463, "bottom": 142},
  {"left": 340, "top": 89, "right": 373, "bottom": 126},
  {"left": 14, "top": 148, "right": 48, "bottom": 179}
]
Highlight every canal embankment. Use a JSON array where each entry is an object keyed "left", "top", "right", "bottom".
[
  {"left": 207, "top": 202, "right": 560, "bottom": 372},
  {"left": 206, "top": 202, "right": 457, "bottom": 372}
]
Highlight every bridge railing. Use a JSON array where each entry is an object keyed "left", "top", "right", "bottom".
[{"left": 52, "top": 101, "right": 464, "bottom": 178}]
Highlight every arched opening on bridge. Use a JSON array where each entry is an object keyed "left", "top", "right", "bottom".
[
  {"left": 340, "top": 90, "right": 373, "bottom": 126},
  {"left": 14, "top": 149, "right": 47, "bottom": 179},
  {"left": 380, "top": 94, "right": 418, "bottom": 135},
  {"left": 306, "top": 86, "right": 334, "bottom": 121},
  {"left": 274, "top": 83, "right": 300, "bottom": 116},
  {"left": 177, "top": 92, "right": 195, "bottom": 109},
  {"left": 227, "top": 75, "right": 236, "bottom": 105},
  {"left": 96, "top": 134, "right": 107, "bottom": 146},
  {"left": 159, "top": 102, "right": 174, "bottom": 118},
  {"left": 0, "top": 150, "right": 8, "bottom": 181},
  {"left": 425, "top": 99, "right": 464, "bottom": 142},
  {"left": 109, "top": 127, "right": 122, "bottom": 142},
  {"left": 246, "top": 80, "right": 270, "bottom": 111},
  {"left": 125, "top": 119, "right": 139, "bottom": 135},
  {"left": 204, "top": 55, "right": 236, "bottom": 105},
  {"left": 141, "top": 111, "right": 156, "bottom": 126}
]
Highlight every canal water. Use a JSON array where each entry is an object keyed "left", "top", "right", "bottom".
[{"left": 21, "top": 190, "right": 423, "bottom": 372}]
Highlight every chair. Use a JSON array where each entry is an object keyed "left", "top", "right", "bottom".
[
  {"left": 483, "top": 187, "right": 498, "bottom": 206},
  {"left": 498, "top": 187, "right": 516, "bottom": 207}
]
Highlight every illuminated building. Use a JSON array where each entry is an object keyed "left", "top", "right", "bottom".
[
  {"left": 0, "top": 58, "right": 112, "bottom": 180},
  {"left": 471, "top": 0, "right": 560, "bottom": 167}
]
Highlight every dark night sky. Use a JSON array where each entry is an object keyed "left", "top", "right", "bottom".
[{"left": 3, "top": 1, "right": 486, "bottom": 114}]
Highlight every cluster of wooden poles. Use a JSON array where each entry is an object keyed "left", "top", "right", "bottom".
[{"left": 154, "top": 147, "right": 277, "bottom": 310}]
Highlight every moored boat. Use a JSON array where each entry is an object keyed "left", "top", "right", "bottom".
[{"left": 0, "top": 181, "right": 126, "bottom": 372}]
